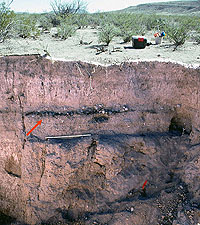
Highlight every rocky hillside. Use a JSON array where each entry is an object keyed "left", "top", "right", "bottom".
[
  {"left": 119, "top": 0, "right": 200, "bottom": 15},
  {"left": 0, "top": 55, "right": 200, "bottom": 225}
]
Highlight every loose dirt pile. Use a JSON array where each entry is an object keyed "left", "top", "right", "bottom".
[{"left": 0, "top": 55, "right": 199, "bottom": 225}]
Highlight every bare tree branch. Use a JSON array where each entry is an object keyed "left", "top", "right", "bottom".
[
  {"left": 51, "top": 0, "right": 87, "bottom": 17},
  {"left": 1, "top": 0, "right": 14, "bottom": 7},
  {"left": 7, "top": 0, "right": 14, "bottom": 7}
]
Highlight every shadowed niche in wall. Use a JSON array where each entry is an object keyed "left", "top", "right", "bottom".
[{"left": 169, "top": 116, "right": 192, "bottom": 136}]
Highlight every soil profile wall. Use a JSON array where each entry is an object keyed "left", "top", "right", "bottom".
[{"left": 0, "top": 55, "right": 199, "bottom": 224}]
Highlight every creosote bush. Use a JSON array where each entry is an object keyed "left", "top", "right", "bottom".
[
  {"left": 98, "top": 24, "right": 119, "bottom": 46},
  {"left": 38, "top": 14, "right": 53, "bottom": 31},
  {"left": 108, "top": 13, "right": 140, "bottom": 43},
  {"left": 72, "top": 14, "right": 89, "bottom": 29},
  {"left": 119, "top": 24, "right": 146, "bottom": 43},
  {"left": 51, "top": 0, "right": 87, "bottom": 18},
  {"left": 15, "top": 17, "right": 40, "bottom": 39},
  {"left": 56, "top": 20, "right": 77, "bottom": 40},
  {"left": 193, "top": 31, "right": 200, "bottom": 45},
  {"left": 45, "top": 13, "right": 61, "bottom": 27},
  {"left": 164, "top": 22, "right": 190, "bottom": 50},
  {"left": 0, "top": 1, "right": 15, "bottom": 42}
]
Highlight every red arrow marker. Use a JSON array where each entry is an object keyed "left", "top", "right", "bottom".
[
  {"left": 26, "top": 120, "right": 42, "bottom": 136},
  {"left": 142, "top": 180, "right": 148, "bottom": 189}
]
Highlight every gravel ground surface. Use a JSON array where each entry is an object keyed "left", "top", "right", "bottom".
[{"left": 0, "top": 28, "right": 200, "bottom": 66}]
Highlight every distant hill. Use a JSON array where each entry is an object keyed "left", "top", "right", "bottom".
[{"left": 118, "top": 0, "right": 200, "bottom": 15}]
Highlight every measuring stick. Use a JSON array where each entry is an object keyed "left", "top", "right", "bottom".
[{"left": 45, "top": 134, "right": 92, "bottom": 140}]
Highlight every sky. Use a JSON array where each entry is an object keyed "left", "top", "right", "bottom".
[{"left": 2, "top": 0, "right": 182, "bottom": 13}]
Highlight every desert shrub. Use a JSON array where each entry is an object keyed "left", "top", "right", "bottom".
[
  {"left": 110, "top": 13, "right": 146, "bottom": 42},
  {"left": 86, "top": 14, "right": 99, "bottom": 28},
  {"left": 108, "top": 13, "right": 130, "bottom": 27},
  {"left": 178, "top": 15, "right": 200, "bottom": 31},
  {"left": 107, "top": 13, "right": 131, "bottom": 40},
  {"left": 144, "top": 15, "right": 158, "bottom": 30},
  {"left": 0, "top": 1, "right": 15, "bottom": 42},
  {"left": 87, "top": 13, "right": 109, "bottom": 28},
  {"left": 38, "top": 14, "right": 53, "bottom": 31},
  {"left": 118, "top": 24, "right": 146, "bottom": 43},
  {"left": 120, "top": 29, "right": 134, "bottom": 43},
  {"left": 95, "top": 13, "right": 147, "bottom": 43},
  {"left": 140, "top": 14, "right": 167, "bottom": 31},
  {"left": 71, "top": 14, "right": 89, "bottom": 28},
  {"left": 51, "top": 0, "right": 87, "bottom": 18},
  {"left": 193, "top": 29, "right": 200, "bottom": 44},
  {"left": 45, "top": 13, "right": 61, "bottom": 27},
  {"left": 164, "top": 21, "right": 190, "bottom": 50},
  {"left": 194, "top": 34, "right": 200, "bottom": 44},
  {"left": 56, "top": 20, "right": 77, "bottom": 39},
  {"left": 15, "top": 17, "right": 40, "bottom": 38},
  {"left": 98, "top": 23, "right": 119, "bottom": 46}
]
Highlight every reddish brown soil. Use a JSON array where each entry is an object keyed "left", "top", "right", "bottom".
[{"left": 0, "top": 55, "right": 199, "bottom": 225}]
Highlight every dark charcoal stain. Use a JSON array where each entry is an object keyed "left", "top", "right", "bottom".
[
  {"left": 145, "top": 109, "right": 157, "bottom": 114},
  {"left": 87, "top": 139, "right": 97, "bottom": 160},
  {"left": 20, "top": 70, "right": 35, "bottom": 77},
  {"left": 139, "top": 189, "right": 147, "bottom": 198},
  {"left": 90, "top": 115, "right": 109, "bottom": 123},
  {"left": 70, "top": 188, "right": 94, "bottom": 200},
  {"left": 27, "top": 135, "right": 46, "bottom": 143},
  {"left": 6, "top": 171, "right": 21, "bottom": 178},
  {"left": 165, "top": 171, "right": 175, "bottom": 184},
  {"left": 24, "top": 105, "right": 132, "bottom": 118},
  {"left": 58, "top": 208, "right": 83, "bottom": 222},
  {"left": 169, "top": 117, "right": 191, "bottom": 135},
  {"left": 0, "top": 212, "right": 16, "bottom": 225},
  {"left": 8, "top": 95, "right": 14, "bottom": 101},
  {"left": 169, "top": 117, "right": 183, "bottom": 135}
]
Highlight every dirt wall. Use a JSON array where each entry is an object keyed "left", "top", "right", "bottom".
[{"left": 0, "top": 55, "right": 199, "bottom": 224}]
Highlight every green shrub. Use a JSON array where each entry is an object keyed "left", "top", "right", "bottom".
[
  {"left": 118, "top": 26, "right": 145, "bottom": 43},
  {"left": 114, "top": 14, "right": 146, "bottom": 43},
  {"left": 180, "top": 16, "right": 200, "bottom": 31},
  {"left": 194, "top": 35, "right": 200, "bottom": 44},
  {"left": 87, "top": 13, "right": 107, "bottom": 28},
  {"left": 0, "top": 2, "right": 15, "bottom": 42},
  {"left": 38, "top": 14, "right": 53, "bottom": 31},
  {"left": 72, "top": 14, "right": 89, "bottom": 29},
  {"left": 98, "top": 24, "right": 119, "bottom": 46},
  {"left": 15, "top": 17, "right": 40, "bottom": 38},
  {"left": 56, "top": 21, "right": 77, "bottom": 40},
  {"left": 96, "top": 13, "right": 147, "bottom": 43},
  {"left": 46, "top": 13, "right": 61, "bottom": 27},
  {"left": 193, "top": 31, "right": 200, "bottom": 44},
  {"left": 164, "top": 22, "right": 190, "bottom": 50},
  {"left": 51, "top": 0, "right": 87, "bottom": 18},
  {"left": 120, "top": 29, "right": 134, "bottom": 43}
]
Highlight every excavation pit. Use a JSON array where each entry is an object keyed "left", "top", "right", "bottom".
[{"left": 0, "top": 55, "right": 200, "bottom": 225}]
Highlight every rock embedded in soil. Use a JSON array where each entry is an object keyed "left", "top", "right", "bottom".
[{"left": 0, "top": 55, "right": 200, "bottom": 225}]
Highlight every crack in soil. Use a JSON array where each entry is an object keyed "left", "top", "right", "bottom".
[
  {"left": 38, "top": 144, "right": 47, "bottom": 190},
  {"left": 17, "top": 95, "right": 26, "bottom": 150}
]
